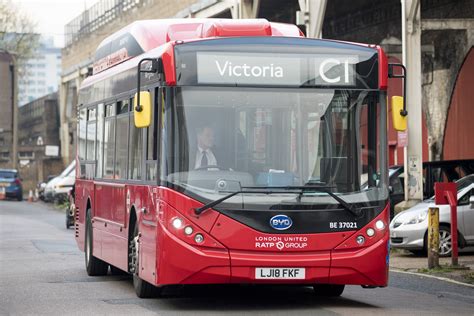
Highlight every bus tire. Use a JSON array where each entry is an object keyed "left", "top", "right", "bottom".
[
  {"left": 129, "top": 221, "right": 161, "bottom": 298},
  {"left": 313, "top": 284, "right": 345, "bottom": 297},
  {"left": 85, "top": 210, "right": 108, "bottom": 276}
]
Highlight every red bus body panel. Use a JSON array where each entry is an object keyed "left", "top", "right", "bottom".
[{"left": 75, "top": 19, "right": 391, "bottom": 289}]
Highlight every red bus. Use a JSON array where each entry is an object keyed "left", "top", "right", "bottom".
[{"left": 75, "top": 19, "right": 406, "bottom": 298}]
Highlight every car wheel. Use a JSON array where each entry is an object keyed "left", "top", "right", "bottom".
[
  {"left": 129, "top": 221, "right": 161, "bottom": 298},
  {"left": 85, "top": 210, "right": 108, "bottom": 276},
  {"left": 439, "top": 226, "right": 452, "bottom": 257},
  {"left": 313, "top": 284, "right": 345, "bottom": 297}
]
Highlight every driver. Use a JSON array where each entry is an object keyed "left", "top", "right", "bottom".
[{"left": 193, "top": 125, "right": 218, "bottom": 169}]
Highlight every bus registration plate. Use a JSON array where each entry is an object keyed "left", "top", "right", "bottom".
[{"left": 255, "top": 268, "right": 305, "bottom": 280}]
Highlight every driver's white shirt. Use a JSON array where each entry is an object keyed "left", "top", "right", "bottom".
[{"left": 195, "top": 146, "right": 217, "bottom": 169}]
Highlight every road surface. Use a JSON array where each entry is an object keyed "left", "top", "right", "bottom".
[{"left": 1, "top": 200, "right": 473, "bottom": 315}]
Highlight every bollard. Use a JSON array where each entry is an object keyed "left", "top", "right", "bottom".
[
  {"left": 427, "top": 207, "right": 440, "bottom": 269},
  {"left": 435, "top": 182, "right": 458, "bottom": 266},
  {"left": 445, "top": 190, "right": 459, "bottom": 266}
]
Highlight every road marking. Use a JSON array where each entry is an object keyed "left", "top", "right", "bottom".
[{"left": 390, "top": 268, "right": 474, "bottom": 288}]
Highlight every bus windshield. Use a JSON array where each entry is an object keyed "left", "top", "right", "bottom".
[{"left": 162, "top": 86, "right": 388, "bottom": 209}]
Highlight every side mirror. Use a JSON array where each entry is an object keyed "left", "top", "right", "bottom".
[
  {"left": 470, "top": 195, "right": 474, "bottom": 208},
  {"left": 391, "top": 96, "right": 407, "bottom": 131},
  {"left": 133, "top": 91, "right": 152, "bottom": 128}
]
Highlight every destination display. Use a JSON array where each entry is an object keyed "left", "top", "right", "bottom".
[
  {"left": 196, "top": 52, "right": 358, "bottom": 86},
  {"left": 174, "top": 38, "right": 379, "bottom": 88}
]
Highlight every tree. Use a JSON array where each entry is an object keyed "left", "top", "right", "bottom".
[{"left": 0, "top": 0, "right": 39, "bottom": 60}]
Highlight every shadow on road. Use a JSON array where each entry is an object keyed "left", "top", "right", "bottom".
[{"left": 115, "top": 284, "right": 381, "bottom": 313}]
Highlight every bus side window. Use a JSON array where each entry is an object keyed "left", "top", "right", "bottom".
[
  {"left": 115, "top": 100, "right": 130, "bottom": 179},
  {"left": 78, "top": 108, "right": 87, "bottom": 178},
  {"left": 103, "top": 103, "right": 116, "bottom": 179},
  {"left": 129, "top": 96, "right": 143, "bottom": 180},
  {"left": 145, "top": 88, "right": 159, "bottom": 181}
]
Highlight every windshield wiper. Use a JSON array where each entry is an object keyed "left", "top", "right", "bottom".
[
  {"left": 244, "top": 185, "right": 359, "bottom": 217},
  {"left": 194, "top": 187, "right": 299, "bottom": 215},
  {"left": 297, "top": 185, "right": 360, "bottom": 217},
  {"left": 194, "top": 185, "right": 359, "bottom": 217}
]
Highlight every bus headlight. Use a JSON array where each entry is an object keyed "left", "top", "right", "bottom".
[
  {"left": 194, "top": 234, "right": 204, "bottom": 243},
  {"left": 172, "top": 218, "right": 183, "bottom": 229},
  {"left": 375, "top": 220, "right": 385, "bottom": 230},
  {"left": 184, "top": 226, "right": 193, "bottom": 235},
  {"left": 356, "top": 235, "right": 365, "bottom": 245},
  {"left": 366, "top": 228, "right": 375, "bottom": 237}
]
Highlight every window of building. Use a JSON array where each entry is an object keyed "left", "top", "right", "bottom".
[{"left": 18, "top": 151, "right": 34, "bottom": 159}]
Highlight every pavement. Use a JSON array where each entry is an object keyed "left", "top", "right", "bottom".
[{"left": 390, "top": 249, "right": 474, "bottom": 285}]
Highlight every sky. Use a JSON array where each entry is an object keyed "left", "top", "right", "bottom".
[{"left": 13, "top": 0, "right": 99, "bottom": 47}]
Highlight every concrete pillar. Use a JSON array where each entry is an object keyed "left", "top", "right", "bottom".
[
  {"left": 297, "top": 0, "right": 327, "bottom": 38},
  {"left": 240, "top": 0, "right": 260, "bottom": 19},
  {"left": 402, "top": 0, "right": 424, "bottom": 205},
  {"left": 59, "top": 80, "right": 69, "bottom": 165}
]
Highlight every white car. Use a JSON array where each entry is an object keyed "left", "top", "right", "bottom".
[
  {"left": 44, "top": 161, "right": 76, "bottom": 202},
  {"left": 390, "top": 175, "right": 474, "bottom": 256},
  {"left": 52, "top": 170, "right": 75, "bottom": 203}
]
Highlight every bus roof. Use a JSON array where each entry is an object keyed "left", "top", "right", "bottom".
[{"left": 92, "top": 18, "right": 303, "bottom": 75}]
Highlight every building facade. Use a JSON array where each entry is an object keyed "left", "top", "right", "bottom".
[
  {"left": 0, "top": 51, "right": 17, "bottom": 169},
  {"left": 18, "top": 93, "right": 63, "bottom": 191},
  {"left": 18, "top": 37, "right": 61, "bottom": 106}
]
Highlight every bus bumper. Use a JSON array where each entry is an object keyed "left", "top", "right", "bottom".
[{"left": 156, "top": 224, "right": 388, "bottom": 287}]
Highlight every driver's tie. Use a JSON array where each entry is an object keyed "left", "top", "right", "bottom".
[{"left": 200, "top": 151, "right": 208, "bottom": 168}]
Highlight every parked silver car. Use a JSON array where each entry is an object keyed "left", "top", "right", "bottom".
[{"left": 390, "top": 175, "right": 474, "bottom": 256}]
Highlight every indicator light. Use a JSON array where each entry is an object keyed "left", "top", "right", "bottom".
[
  {"left": 194, "top": 233, "right": 204, "bottom": 243},
  {"left": 366, "top": 228, "right": 375, "bottom": 237},
  {"left": 172, "top": 218, "right": 183, "bottom": 229},
  {"left": 356, "top": 235, "right": 365, "bottom": 245},
  {"left": 184, "top": 226, "right": 193, "bottom": 235},
  {"left": 375, "top": 220, "right": 385, "bottom": 230}
]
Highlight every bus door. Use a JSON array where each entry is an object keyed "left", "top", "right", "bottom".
[
  {"left": 135, "top": 86, "right": 161, "bottom": 284},
  {"left": 94, "top": 100, "right": 130, "bottom": 270}
]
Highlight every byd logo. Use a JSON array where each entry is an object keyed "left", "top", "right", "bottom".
[{"left": 269, "top": 215, "right": 293, "bottom": 230}]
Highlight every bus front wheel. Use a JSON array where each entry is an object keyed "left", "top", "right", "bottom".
[
  {"left": 129, "top": 221, "right": 162, "bottom": 298},
  {"left": 85, "top": 210, "right": 108, "bottom": 276},
  {"left": 313, "top": 284, "right": 345, "bottom": 297}
]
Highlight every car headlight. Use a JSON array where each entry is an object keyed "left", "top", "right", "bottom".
[{"left": 405, "top": 210, "right": 428, "bottom": 225}]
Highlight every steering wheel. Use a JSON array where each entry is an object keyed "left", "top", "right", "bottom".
[{"left": 194, "top": 165, "right": 227, "bottom": 171}]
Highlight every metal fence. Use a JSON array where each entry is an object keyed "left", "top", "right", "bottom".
[{"left": 65, "top": 0, "right": 147, "bottom": 47}]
